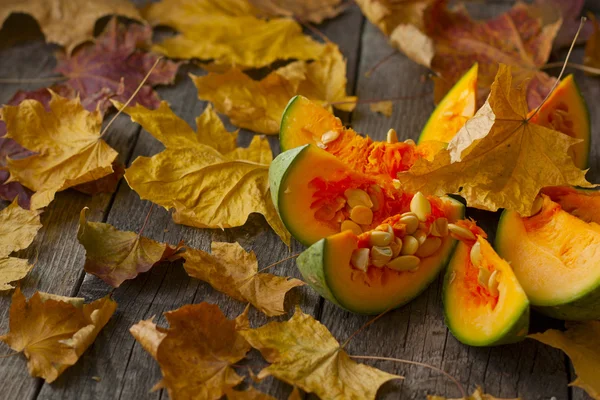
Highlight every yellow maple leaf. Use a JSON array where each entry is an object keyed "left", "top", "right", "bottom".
[
  {"left": 191, "top": 44, "right": 356, "bottom": 134},
  {"left": 396, "top": 65, "right": 591, "bottom": 216},
  {"left": 529, "top": 321, "right": 600, "bottom": 400},
  {"left": 0, "top": 0, "right": 142, "bottom": 53},
  {"left": 0, "top": 200, "right": 42, "bottom": 291},
  {"left": 130, "top": 303, "right": 251, "bottom": 400},
  {"left": 369, "top": 100, "right": 393, "bottom": 117},
  {"left": 225, "top": 386, "right": 277, "bottom": 400},
  {"left": 3, "top": 92, "right": 119, "bottom": 210},
  {"left": 143, "top": 0, "right": 325, "bottom": 70},
  {"left": 116, "top": 101, "right": 291, "bottom": 244},
  {"left": 183, "top": 242, "right": 304, "bottom": 316},
  {"left": 250, "top": 0, "right": 345, "bottom": 24},
  {"left": 0, "top": 288, "right": 116, "bottom": 382},
  {"left": 355, "top": 0, "right": 434, "bottom": 36},
  {"left": 428, "top": 386, "right": 520, "bottom": 400},
  {"left": 240, "top": 307, "right": 401, "bottom": 400},
  {"left": 77, "top": 208, "right": 184, "bottom": 288}
]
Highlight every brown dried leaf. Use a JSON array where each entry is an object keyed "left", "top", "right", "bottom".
[
  {"left": 0, "top": 288, "right": 116, "bottom": 382},
  {"left": 251, "top": 0, "right": 345, "bottom": 24},
  {"left": 77, "top": 208, "right": 184, "bottom": 287},
  {"left": 428, "top": 386, "right": 520, "bottom": 400},
  {"left": 184, "top": 242, "right": 304, "bottom": 316}
]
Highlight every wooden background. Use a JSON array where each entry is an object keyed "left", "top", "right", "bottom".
[{"left": 1, "top": 1, "right": 599, "bottom": 399}]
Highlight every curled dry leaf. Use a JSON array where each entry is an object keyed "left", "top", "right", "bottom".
[
  {"left": 355, "top": 0, "right": 435, "bottom": 36},
  {"left": 424, "top": 1, "right": 561, "bottom": 108},
  {"left": 240, "top": 307, "right": 401, "bottom": 400},
  {"left": 0, "top": 0, "right": 142, "bottom": 53},
  {"left": 143, "top": 0, "right": 325, "bottom": 70},
  {"left": 191, "top": 44, "right": 356, "bottom": 134},
  {"left": 584, "top": 14, "right": 600, "bottom": 74},
  {"left": 117, "top": 101, "right": 291, "bottom": 244},
  {"left": 77, "top": 208, "right": 184, "bottom": 288},
  {"left": 369, "top": 100, "right": 393, "bottom": 117},
  {"left": 396, "top": 65, "right": 592, "bottom": 216},
  {"left": 0, "top": 288, "right": 117, "bottom": 382},
  {"left": 0, "top": 200, "right": 42, "bottom": 291},
  {"left": 250, "top": 0, "right": 345, "bottom": 24},
  {"left": 428, "top": 386, "right": 520, "bottom": 400},
  {"left": 130, "top": 303, "right": 251, "bottom": 400},
  {"left": 183, "top": 242, "right": 304, "bottom": 316},
  {"left": 2, "top": 93, "right": 118, "bottom": 210},
  {"left": 529, "top": 321, "right": 600, "bottom": 400}
]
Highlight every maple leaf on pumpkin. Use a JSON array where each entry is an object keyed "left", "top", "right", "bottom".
[
  {"left": 0, "top": 200, "right": 41, "bottom": 291},
  {"left": 0, "top": 288, "right": 117, "bottom": 382},
  {"left": 191, "top": 43, "right": 356, "bottom": 134},
  {"left": 130, "top": 303, "right": 251, "bottom": 400},
  {"left": 11, "top": 18, "right": 179, "bottom": 115},
  {"left": 529, "top": 321, "right": 600, "bottom": 400},
  {"left": 395, "top": 64, "right": 592, "bottom": 216},
  {"left": 143, "top": 0, "right": 326, "bottom": 70},
  {"left": 0, "top": 0, "right": 142, "bottom": 53},
  {"left": 240, "top": 307, "right": 401, "bottom": 400},
  {"left": 423, "top": 0, "right": 561, "bottom": 109},
  {"left": 77, "top": 208, "right": 184, "bottom": 288},
  {"left": 183, "top": 241, "right": 304, "bottom": 316},
  {"left": 116, "top": 101, "right": 291, "bottom": 245},
  {"left": 428, "top": 386, "right": 520, "bottom": 400},
  {"left": 2, "top": 92, "right": 119, "bottom": 210}
]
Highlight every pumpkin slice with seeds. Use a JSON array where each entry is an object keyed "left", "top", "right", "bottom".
[
  {"left": 443, "top": 220, "right": 530, "bottom": 346},
  {"left": 270, "top": 144, "right": 464, "bottom": 314}
]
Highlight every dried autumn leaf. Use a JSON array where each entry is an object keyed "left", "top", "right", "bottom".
[
  {"left": 424, "top": 1, "right": 561, "bottom": 108},
  {"left": 118, "top": 101, "right": 291, "bottom": 244},
  {"left": 77, "top": 207, "right": 184, "bottom": 287},
  {"left": 0, "top": 0, "right": 142, "bottom": 53},
  {"left": 355, "top": 0, "right": 436, "bottom": 36},
  {"left": 144, "top": 0, "right": 325, "bottom": 70},
  {"left": 428, "top": 386, "right": 520, "bottom": 400},
  {"left": 369, "top": 100, "right": 393, "bottom": 117},
  {"left": 240, "top": 307, "right": 401, "bottom": 399},
  {"left": 184, "top": 242, "right": 304, "bottom": 316},
  {"left": 130, "top": 303, "right": 251, "bottom": 400},
  {"left": 251, "top": 0, "right": 345, "bottom": 24},
  {"left": 396, "top": 65, "right": 591, "bottom": 216},
  {"left": 584, "top": 14, "right": 600, "bottom": 74},
  {"left": 191, "top": 44, "right": 356, "bottom": 134},
  {"left": 3, "top": 93, "right": 118, "bottom": 210},
  {"left": 0, "top": 200, "right": 42, "bottom": 291},
  {"left": 225, "top": 386, "right": 277, "bottom": 400},
  {"left": 529, "top": 321, "right": 600, "bottom": 400},
  {"left": 0, "top": 123, "right": 33, "bottom": 208},
  {"left": 0, "top": 288, "right": 117, "bottom": 382},
  {"left": 535, "top": 0, "right": 593, "bottom": 49}
]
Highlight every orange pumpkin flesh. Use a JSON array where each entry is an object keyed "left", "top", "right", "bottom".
[
  {"left": 496, "top": 190, "right": 600, "bottom": 320},
  {"left": 444, "top": 222, "right": 529, "bottom": 346}
]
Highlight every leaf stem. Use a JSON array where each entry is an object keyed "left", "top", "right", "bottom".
[
  {"left": 138, "top": 204, "right": 154, "bottom": 237},
  {"left": 340, "top": 308, "right": 391, "bottom": 348},
  {"left": 100, "top": 57, "right": 163, "bottom": 137},
  {"left": 256, "top": 253, "right": 300, "bottom": 274},
  {"left": 541, "top": 61, "right": 600, "bottom": 75},
  {"left": 528, "top": 17, "right": 586, "bottom": 122},
  {"left": 365, "top": 50, "right": 399, "bottom": 77},
  {"left": 328, "top": 92, "right": 431, "bottom": 106},
  {"left": 350, "top": 355, "right": 466, "bottom": 398},
  {"left": 0, "top": 350, "right": 22, "bottom": 359},
  {"left": 0, "top": 76, "right": 67, "bottom": 84},
  {"left": 295, "top": 17, "right": 331, "bottom": 43}
]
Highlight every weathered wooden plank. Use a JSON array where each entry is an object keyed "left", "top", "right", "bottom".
[
  {"left": 34, "top": 6, "right": 365, "bottom": 399},
  {"left": 0, "top": 14, "right": 142, "bottom": 400}
]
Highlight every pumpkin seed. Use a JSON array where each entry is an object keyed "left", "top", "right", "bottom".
[
  {"left": 404, "top": 138, "right": 416, "bottom": 145},
  {"left": 401, "top": 235, "right": 419, "bottom": 255},
  {"left": 415, "top": 237, "right": 442, "bottom": 257},
  {"left": 410, "top": 192, "right": 431, "bottom": 221},
  {"left": 386, "top": 255, "right": 420, "bottom": 271},
  {"left": 314, "top": 205, "right": 336, "bottom": 221},
  {"left": 448, "top": 223, "right": 476, "bottom": 241},
  {"left": 469, "top": 241, "right": 482, "bottom": 267},
  {"left": 399, "top": 213, "right": 419, "bottom": 234},
  {"left": 344, "top": 188, "right": 373, "bottom": 208},
  {"left": 478, "top": 267, "right": 491, "bottom": 288},
  {"left": 350, "top": 205, "right": 373, "bottom": 225},
  {"left": 369, "top": 230, "right": 393, "bottom": 246},
  {"left": 413, "top": 230, "right": 428, "bottom": 245},
  {"left": 341, "top": 220, "right": 362, "bottom": 235},
  {"left": 431, "top": 217, "right": 448, "bottom": 237},
  {"left": 371, "top": 246, "right": 393, "bottom": 267},
  {"left": 488, "top": 270, "right": 500, "bottom": 296},
  {"left": 321, "top": 130, "right": 340, "bottom": 144},
  {"left": 387, "top": 128, "right": 398, "bottom": 144},
  {"left": 530, "top": 195, "right": 544, "bottom": 216},
  {"left": 350, "top": 248, "right": 370, "bottom": 272},
  {"left": 390, "top": 237, "right": 403, "bottom": 258}
]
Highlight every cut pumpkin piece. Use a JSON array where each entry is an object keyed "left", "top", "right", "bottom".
[
  {"left": 496, "top": 189, "right": 600, "bottom": 320},
  {"left": 418, "top": 63, "right": 478, "bottom": 144},
  {"left": 444, "top": 220, "right": 529, "bottom": 346},
  {"left": 279, "top": 96, "right": 440, "bottom": 179},
  {"left": 527, "top": 75, "right": 591, "bottom": 169}
]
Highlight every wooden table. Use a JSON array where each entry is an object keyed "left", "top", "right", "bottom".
[{"left": 1, "top": 2, "right": 598, "bottom": 399}]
